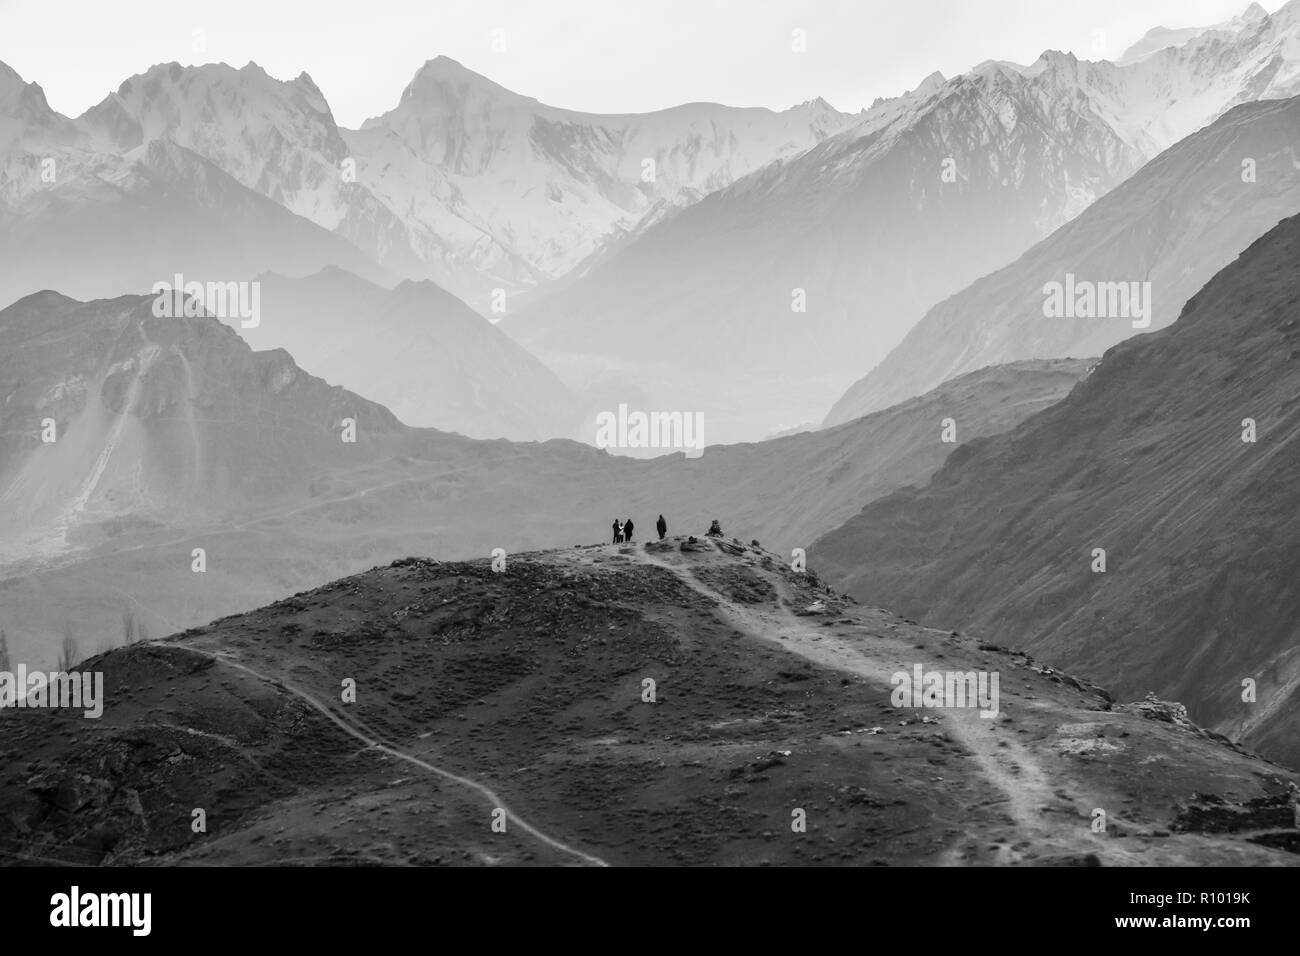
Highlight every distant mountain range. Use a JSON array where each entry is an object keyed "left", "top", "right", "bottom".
[
  {"left": 507, "top": 2, "right": 1300, "bottom": 443},
  {"left": 812, "top": 210, "right": 1300, "bottom": 770},
  {"left": 1, "top": 55, "right": 853, "bottom": 314},
  {"left": 3, "top": 3, "right": 1297, "bottom": 447}
]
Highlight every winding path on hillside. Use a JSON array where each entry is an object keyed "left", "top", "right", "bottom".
[
  {"left": 159, "top": 642, "right": 610, "bottom": 867},
  {"left": 629, "top": 542, "right": 1130, "bottom": 865}
]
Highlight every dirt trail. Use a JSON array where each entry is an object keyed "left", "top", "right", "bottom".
[
  {"left": 629, "top": 542, "right": 1123, "bottom": 865},
  {"left": 159, "top": 642, "right": 610, "bottom": 867}
]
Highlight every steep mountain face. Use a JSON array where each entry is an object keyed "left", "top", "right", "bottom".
[
  {"left": 0, "top": 291, "right": 1085, "bottom": 671},
  {"left": 247, "top": 268, "right": 582, "bottom": 441},
  {"left": 507, "top": 2, "right": 1300, "bottom": 445},
  {"left": 0, "top": 135, "right": 392, "bottom": 310},
  {"left": 3, "top": 538, "right": 1296, "bottom": 866},
  {"left": 811, "top": 212, "right": 1300, "bottom": 771},
  {"left": 825, "top": 94, "right": 1300, "bottom": 425}
]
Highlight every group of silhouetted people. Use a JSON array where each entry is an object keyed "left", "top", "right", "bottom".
[{"left": 612, "top": 514, "right": 669, "bottom": 543}]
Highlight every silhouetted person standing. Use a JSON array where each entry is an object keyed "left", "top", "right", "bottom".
[
  {"left": 612, "top": 519, "right": 623, "bottom": 544},
  {"left": 656, "top": 514, "right": 667, "bottom": 540},
  {"left": 624, "top": 518, "right": 635, "bottom": 542}
]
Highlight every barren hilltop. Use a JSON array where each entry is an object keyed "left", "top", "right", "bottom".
[{"left": 2, "top": 535, "right": 1297, "bottom": 866}]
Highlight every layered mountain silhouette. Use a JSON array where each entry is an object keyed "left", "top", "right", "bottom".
[
  {"left": 247, "top": 268, "right": 581, "bottom": 440},
  {"left": 6, "top": 7, "right": 1298, "bottom": 446},
  {"left": 627, "top": 357, "right": 1095, "bottom": 552},
  {"left": 826, "top": 93, "right": 1300, "bottom": 425},
  {"left": 812, "top": 211, "right": 1300, "bottom": 770},
  {"left": 0, "top": 290, "right": 413, "bottom": 553},
  {"left": 3, "top": 537, "right": 1297, "bottom": 865},
  {"left": 507, "top": 3, "right": 1300, "bottom": 443},
  {"left": 0, "top": 289, "right": 1086, "bottom": 670}
]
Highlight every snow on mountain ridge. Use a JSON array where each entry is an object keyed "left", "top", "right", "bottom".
[
  {"left": 505, "top": 1, "right": 1300, "bottom": 445},
  {"left": 3, "top": 0, "right": 1298, "bottom": 314},
  {"left": 351, "top": 58, "right": 857, "bottom": 305},
  {"left": 80, "top": 61, "right": 348, "bottom": 224},
  {"left": 36, "top": 54, "right": 853, "bottom": 311},
  {"left": 1118, "top": 1, "right": 1270, "bottom": 64},
  {"left": 0, "top": 62, "right": 92, "bottom": 206}
]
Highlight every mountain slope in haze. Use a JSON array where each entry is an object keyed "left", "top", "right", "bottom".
[
  {"left": 0, "top": 289, "right": 415, "bottom": 556},
  {"left": 248, "top": 268, "right": 581, "bottom": 441},
  {"left": 0, "top": 289, "right": 610, "bottom": 669},
  {"left": 505, "top": 66, "right": 1144, "bottom": 444},
  {"left": 826, "top": 94, "right": 1300, "bottom": 425},
  {"left": 630, "top": 358, "right": 1095, "bottom": 552},
  {"left": 1117, "top": 2, "right": 1268, "bottom": 64},
  {"left": 507, "top": 2, "right": 1300, "bottom": 444},
  {"left": 812, "top": 211, "right": 1300, "bottom": 771},
  {"left": 0, "top": 290, "right": 1089, "bottom": 670},
  {"left": 2, "top": 538, "right": 1296, "bottom": 866},
  {"left": 0, "top": 136, "right": 391, "bottom": 310}
]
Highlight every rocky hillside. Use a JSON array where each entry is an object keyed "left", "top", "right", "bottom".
[{"left": 1, "top": 536, "right": 1295, "bottom": 866}]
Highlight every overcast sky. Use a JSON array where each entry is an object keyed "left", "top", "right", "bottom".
[{"left": 1, "top": 0, "right": 1287, "bottom": 126}]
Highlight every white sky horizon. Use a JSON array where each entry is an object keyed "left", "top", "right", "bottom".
[{"left": 1, "top": 0, "right": 1290, "bottom": 127}]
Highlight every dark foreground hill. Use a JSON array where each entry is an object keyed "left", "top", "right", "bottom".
[
  {"left": 813, "top": 212, "right": 1300, "bottom": 770},
  {"left": 1, "top": 537, "right": 1296, "bottom": 866}
]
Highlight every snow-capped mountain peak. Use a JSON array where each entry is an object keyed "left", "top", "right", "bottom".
[{"left": 345, "top": 56, "right": 857, "bottom": 307}]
